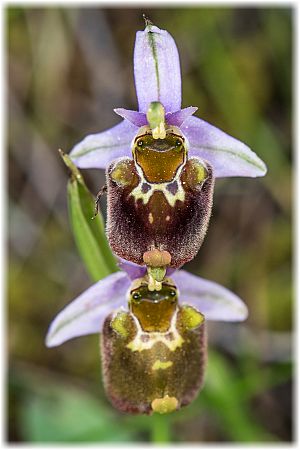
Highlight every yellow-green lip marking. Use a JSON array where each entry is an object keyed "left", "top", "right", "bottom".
[
  {"left": 152, "top": 360, "right": 173, "bottom": 371},
  {"left": 151, "top": 395, "right": 178, "bottom": 414}
]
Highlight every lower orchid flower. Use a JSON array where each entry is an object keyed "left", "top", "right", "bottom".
[{"left": 46, "top": 261, "right": 248, "bottom": 415}]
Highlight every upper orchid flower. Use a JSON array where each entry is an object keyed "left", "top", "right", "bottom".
[
  {"left": 46, "top": 260, "right": 247, "bottom": 415},
  {"left": 68, "top": 21, "right": 266, "bottom": 272},
  {"left": 70, "top": 22, "right": 267, "bottom": 179}
]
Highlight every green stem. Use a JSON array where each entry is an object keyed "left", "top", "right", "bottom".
[{"left": 151, "top": 414, "right": 171, "bottom": 444}]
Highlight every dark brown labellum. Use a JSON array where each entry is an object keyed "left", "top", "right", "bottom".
[{"left": 105, "top": 129, "right": 214, "bottom": 268}]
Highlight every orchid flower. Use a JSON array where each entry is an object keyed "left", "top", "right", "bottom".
[
  {"left": 46, "top": 261, "right": 247, "bottom": 414},
  {"left": 70, "top": 22, "right": 267, "bottom": 179},
  {"left": 68, "top": 21, "right": 266, "bottom": 271}
]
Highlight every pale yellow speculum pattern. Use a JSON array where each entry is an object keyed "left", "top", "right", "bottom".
[
  {"left": 151, "top": 395, "right": 178, "bottom": 414},
  {"left": 148, "top": 213, "right": 154, "bottom": 224},
  {"left": 152, "top": 360, "right": 173, "bottom": 371},
  {"left": 130, "top": 173, "right": 185, "bottom": 207},
  {"left": 127, "top": 332, "right": 184, "bottom": 352},
  {"left": 126, "top": 312, "right": 184, "bottom": 353}
]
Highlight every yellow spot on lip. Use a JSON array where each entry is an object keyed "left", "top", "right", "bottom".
[
  {"left": 181, "top": 305, "right": 205, "bottom": 330},
  {"left": 111, "top": 312, "right": 129, "bottom": 338},
  {"left": 151, "top": 395, "right": 178, "bottom": 414},
  {"left": 148, "top": 212, "right": 154, "bottom": 224},
  {"left": 152, "top": 360, "right": 173, "bottom": 371},
  {"left": 166, "top": 215, "right": 170, "bottom": 222}
]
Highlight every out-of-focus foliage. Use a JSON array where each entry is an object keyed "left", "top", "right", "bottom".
[{"left": 8, "top": 7, "right": 292, "bottom": 443}]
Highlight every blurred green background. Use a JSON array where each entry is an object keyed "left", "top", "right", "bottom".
[{"left": 8, "top": 6, "right": 292, "bottom": 443}]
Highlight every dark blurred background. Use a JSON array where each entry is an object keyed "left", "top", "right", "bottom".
[{"left": 8, "top": 6, "right": 293, "bottom": 443}]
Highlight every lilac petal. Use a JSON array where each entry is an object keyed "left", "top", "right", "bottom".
[
  {"left": 114, "top": 108, "right": 147, "bottom": 127},
  {"left": 46, "top": 272, "right": 129, "bottom": 347},
  {"left": 118, "top": 258, "right": 147, "bottom": 280},
  {"left": 69, "top": 120, "right": 137, "bottom": 169},
  {"left": 166, "top": 107, "right": 198, "bottom": 127},
  {"left": 182, "top": 116, "right": 267, "bottom": 178},
  {"left": 172, "top": 270, "right": 248, "bottom": 322},
  {"left": 134, "top": 25, "right": 181, "bottom": 113},
  {"left": 118, "top": 257, "right": 176, "bottom": 280},
  {"left": 166, "top": 267, "right": 176, "bottom": 277}
]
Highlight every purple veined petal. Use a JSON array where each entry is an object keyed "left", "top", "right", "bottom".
[
  {"left": 166, "top": 106, "right": 198, "bottom": 127},
  {"left": 134, "top": 25, "right": 181, "bottom": 113},
  {"left": 114, "top": 108, "right": 147, "bottom": 127},
  {"left": 46, "top": 272, "right": 129, "bottom": 347},
  {"left": 69, "top": 120, "right": 137, "bottom": 169},
  {"left": 182, "top": 116, "right": 267, "bottom": 178},
  {"left": 172, "top": 270, "right": 248, "bottom": 322}
]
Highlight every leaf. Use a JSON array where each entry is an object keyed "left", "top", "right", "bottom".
[
  {"left": 60, "top": 150, "right": 118, "bottom": 281},
  {"left": 200, "top": 351, "right": 278, "bottom": 442},
  {"left": 14, "top": 366, "right": 135, "bottom": 443}
]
